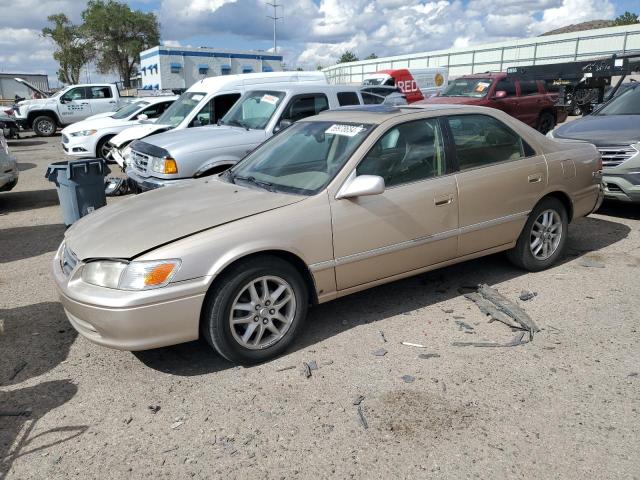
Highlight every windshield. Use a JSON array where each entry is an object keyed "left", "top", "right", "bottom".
[
  {"left": 227, "top": 120, "right": 374, "bottom": 195},
  {"left": 594, "top": 86, "right": 640, "bottom": 116},
  {"left": 220, "top": 90, "right": 286, "bottom": 130},
  {"left": 362, "top": 77, "right": 385, "bottom": 86},
  {"left": 441, "top": 78, "right": 492, "bottom": 98},
  {"left": 112, "top": 101, "right": 149, "bottom": 120},
  {"left": 156, "top": 91, "right": 205, "bottom": 127}
]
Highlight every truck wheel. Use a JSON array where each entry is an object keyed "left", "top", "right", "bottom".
[
  {"left": 96, "top": 135, "right": 115, "bottom": 162},
  {"left": 536, "top": 112, "right": 555, "bottom": 134},
  {"left": 201, "top": 255, "right": 309, "bottom": 364},
  {"left": 32, "top": 116, "right": 57, "bottom": 137}
]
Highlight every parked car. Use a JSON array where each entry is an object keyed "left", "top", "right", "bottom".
[
  {"left": 0, "top": 113, "right": 20, "bottom": 139},
  {"left": 123, "top": 84, "right": 401, "bottom": 191},
  {"left": 53, "top": 104, "right": 603, "bottom": 362},
  {"left": 362, "top": 68, "right": 449, "bottom": 102},
  {"left": 60, "top": 96, "right": 177, "bottom": 160},
  {"left": 418, "top": 72, "right": 567, "bottom": 133},
  {"left": 0, "top": 132, "right": 19, "bottom": 192},
  {"left": 13, "top": 83, "right": 134, "bottom": 137},
  {"left": 108, "top": 71, "right": 328, "bottom": 164},
  {"left": 548, "top": 82, "right": 640, "bottom": 203}
]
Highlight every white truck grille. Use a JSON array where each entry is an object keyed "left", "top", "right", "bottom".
[
  {"left": 597, "top": 145, "right": 638, "bottom": 168},
  {"left": 131, "top": 150, "right": 150, "bottom": 171}
]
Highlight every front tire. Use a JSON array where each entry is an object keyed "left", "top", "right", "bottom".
[
  {"left": 201, "top": 256, "right": 309, "bottom": 364},
  {"left": 507, "top": 197, "right": 568, "bottom": 271},
  {"left": 32, "top": 115, "right": 57, "bottom": 137},
  {"left": 96, "top": 135, "right": 115, "bottom": 162}
]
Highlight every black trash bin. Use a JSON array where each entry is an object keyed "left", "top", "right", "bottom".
[{"left": 45, "top": 159, "right": 111, "bottom": 226}]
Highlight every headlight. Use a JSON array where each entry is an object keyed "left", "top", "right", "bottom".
[
  {"left": 81, "top": 259, "right": 181, "bottom": 290},
  {"left": 150, "top": 156, "right": 178, "bottom": 174},
  {"left": 71, "top": 129, "right": 98, "bottom": 137}
]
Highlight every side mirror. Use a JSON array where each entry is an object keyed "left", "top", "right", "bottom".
[
  {"left": 137, "top": 113, "right": 148, "bottom": 121},
  {"left": 274, "top": 119, "right": 292, "bottom": 132},
  {"left": 60, "top": 98, "right": 69, "bottom": 104},
  {"left": 336, "top": 174, "right": 385, "bottom": 199},
  {"left": 494, "top": 90, "right": 507, "bottom": 99}
]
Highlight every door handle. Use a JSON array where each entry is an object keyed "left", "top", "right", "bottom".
[
  {"left": 434, "top": 194, "right": 453, "bottom": 206},
  {"left": 528, "top": 173, "right": 543, "bottom": 183}
]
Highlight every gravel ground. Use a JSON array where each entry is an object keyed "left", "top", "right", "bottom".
[{"left": 1, "top": 134, "right": 639, "bottom": 480}]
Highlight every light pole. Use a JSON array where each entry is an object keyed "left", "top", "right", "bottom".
[{"left": 266, "top": 2, "right": 282, "bottom": 54}]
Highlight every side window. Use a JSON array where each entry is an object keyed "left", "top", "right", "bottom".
[
  {"left": 141, "top": 103, "right": 168, "bottom": 119},
  {"left": 519, "top": 80, "right": 539, "bottom": 96},
  {"left": 356, "top": 118, "right": 447, "bottom": 188},
  {"left": 337, "top": 91, "right": 360, "bottom": 106},
  {"left": 213, "top": 93, "right": 241, "bottom": 121},
  {"left": 89, "top": 86, "right": 112, "bottom": 99},
  {"left": 448, "top": 114, "right": 534, "bottom": 170},
  {"left": 61, "top": 87, "right": 87, "bottom": 101},
  {"left": 362, "top": 92, "right": 384, "bottom": 105},
  {"left": 280, "top": 94, "right": 329, "bottom": 123},
  {"left": 193, "top": 99, "right": 214, "bottom": 126},
  {"left": 495, "top": 80, "right": 516, "bottom": 97}
]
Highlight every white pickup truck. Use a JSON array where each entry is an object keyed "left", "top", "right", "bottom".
[{"left": 14, "top": 83, "right": 133, "bottom": 137}]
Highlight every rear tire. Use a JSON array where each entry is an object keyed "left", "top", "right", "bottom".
[
  {"left": 201, "top": 255, "right": 309, "bottom": 364},
  {"left": 32, "top": 115, "right": 57, "bottom": 137},
  {"left": 507, "top": 197, "right": 568, "bottom": 271},
  {"left": 536, "top": 112, "right": 555, "bottom": 134}
]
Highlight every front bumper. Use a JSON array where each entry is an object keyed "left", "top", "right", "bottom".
[
  {"left": 0, "top": 167, "right": 19, "bottom": 192},
  {"left": 61, "top": 133, "right": 96, "bottom": 157},
  {"left": 126, "top": 166, "right": 184, "bottom": 192},
  {"left": 602, "top": 172, "right": 640, "bottom": 203},
  {"left": 52, "top": 247, "right": 210, "bottom": 351}
]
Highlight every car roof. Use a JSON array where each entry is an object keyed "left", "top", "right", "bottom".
[
  {"left": 309, "top": 104, "right": 477, "bottom": 125},
  {"left": 187, "top": 71, "right": 327, "bottom": 92},
  {"left": 136, "top": 95, "right": 179, "bottom": 104},
  {"left": 244, "top": 84, "right": 372, "bottom": 95}
]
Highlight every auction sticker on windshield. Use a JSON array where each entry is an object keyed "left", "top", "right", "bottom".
[
  {"left": 261, "top": 94, "right": 280, "bottom": 105},
  {"left": 474, "top": 82, "right": 491, "bottom": 93},
  {"left": 325, "top": 124, "right": 365, "bottom": 137}
]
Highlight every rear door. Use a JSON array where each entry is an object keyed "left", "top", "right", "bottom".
[
  {"left": 515, "top": 80, "right": 543, "bottom": 127},
  {"left": 446, "top": 113, "right": 546, "bottom": 256},
  {"left": 330, "top": 117, "right": 458, "bottom": 290},
  {"left": 88, "top": 86, "right": 117, "bottom": 114}
]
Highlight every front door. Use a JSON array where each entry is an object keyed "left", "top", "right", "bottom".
[
  {"left": 59, "top": 87, "right": 91, "bottom": 124},
  {"left": 330, "top": 117, "right": 459, "bottom": 290},
  {"left": 491, "top": 78, "right": 519, "bottom": 118},
  {"left": 447, "top": 113, "right": 547, "bottom": 256}
]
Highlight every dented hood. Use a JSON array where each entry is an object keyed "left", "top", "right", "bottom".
[
  {"left": 110, "top": 123, "right": 173, "bottom": 148},
  {"left": 65, "top": 177, "right": 303, "bottom": 260}
]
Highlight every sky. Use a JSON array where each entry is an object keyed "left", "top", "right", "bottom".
[{"left": 0, "top": 0, "right": 636, "bottom": 86}]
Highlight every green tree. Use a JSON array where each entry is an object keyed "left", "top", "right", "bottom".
[
  {"left": 337, "top": 51, "right": 359, "bottom": 64},
  {"left": 316, "top": 64, "right": 325, "bottom": 71},
  {"left": 364, "top": 53, "right": 378, "bottom": 60},
  {"left": 614, "top": 11, "right": 639, "bottom": 25},
  {"left": 42, "top": 14, "right": 94, "bottom": 85},
  {"left": 81, "top": 0, "right": 160, "bottom": 87}
]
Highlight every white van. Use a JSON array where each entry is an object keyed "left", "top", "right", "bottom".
[{"left": 110, "top": 71, "right": 327, "bottom": 164}]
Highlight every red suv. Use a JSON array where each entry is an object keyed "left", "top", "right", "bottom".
[{"left": 417, "top": 72, "right": 567, "bottom": 133}]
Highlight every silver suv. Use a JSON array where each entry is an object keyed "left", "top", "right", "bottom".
[
  {"left": 0, "top": 132, "right": 18, "bottom": 192},
  {"left": 124, "top": 85, "right": 403, "bottom": 191}
]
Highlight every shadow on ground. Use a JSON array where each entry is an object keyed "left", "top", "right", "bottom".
[
  {"left": 0, "top": 224, "right": 65, "bottom": 263},
  {"left": 135, "top": 215, "right": 630, "bottom": 376},
  {"left": 7, "top": 140, "right": 48, "bottom": 148},
  {"left": 0, "top": 380, "right": 84, "bottom": 478},
  {"left": 0, "top": 302, "right": 76, "bottom": 387},
  {"left": 0, "top": 188, "right": 60, "bottom": 214},
  {"left": 17, "top": 163, "right": 37, "bottom": 172},
  {"left": 596, "top": 201, "right": 640, "bottom": 220}
]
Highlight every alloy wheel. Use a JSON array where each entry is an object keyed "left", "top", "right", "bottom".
[
  {"left": 229, "top": 275, "right": 296, "bottom": 350},
  {"left": 39, "top": 119, "right": 54, "bottom": 135},
  {"left": 529, "top": 209, "right": 562, "bottom": 260}
]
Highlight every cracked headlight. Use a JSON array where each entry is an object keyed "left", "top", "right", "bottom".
[{"left": 82, "top": 259, "right": 181, "bottom": 290}]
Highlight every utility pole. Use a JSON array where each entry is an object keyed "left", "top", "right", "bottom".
[{"left": 266, "top": 2, "right": 282, "bottom": 54}]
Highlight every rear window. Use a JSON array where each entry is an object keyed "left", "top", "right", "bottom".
[
  {"left": 519, "top": 80, "right": 539, "bottom": 96},
  {"left": 337, "top": 91, "right": 360, "bottom": 106}
]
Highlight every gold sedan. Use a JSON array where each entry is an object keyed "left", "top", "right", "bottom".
[{"left": 53, "top": 105, "right": 603, "bottom": 363}]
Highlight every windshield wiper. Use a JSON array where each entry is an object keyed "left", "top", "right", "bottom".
[
  {"left": 229, "top": 173, "right": 275, "bottom": 192},
  {"left": 224, "top": 119, "right": 250, "bottom": 131}
]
